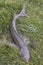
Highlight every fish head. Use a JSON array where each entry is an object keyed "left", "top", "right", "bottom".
[{"left": 20, "top": 46, "right": 30, "bottom": 63}]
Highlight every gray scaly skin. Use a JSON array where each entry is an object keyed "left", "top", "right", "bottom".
[{"left": 10, "top": 3, "right": 30, "bottom": 63}]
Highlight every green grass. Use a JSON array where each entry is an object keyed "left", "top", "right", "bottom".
[{"left": 0, "top": 0, "right": 43, "bottom": 65}]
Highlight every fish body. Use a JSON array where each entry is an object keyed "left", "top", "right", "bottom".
[{"left": 10, "top": 3, "right": 30, "bottom": 63}]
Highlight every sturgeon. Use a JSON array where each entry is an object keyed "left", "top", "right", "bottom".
[{"left": 10, "top": 3, "right": 30, "bottom": 63}]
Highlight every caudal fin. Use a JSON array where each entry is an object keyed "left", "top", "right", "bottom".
[{"left": 20, "top": 3, "right": 27, "bottom": 17}]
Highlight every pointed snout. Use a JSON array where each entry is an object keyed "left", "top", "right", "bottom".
[
  {"left": 22, "top": 57, "right": 29, "bottom": 63},
  {"left": 24, "top": 58, "right": 29, "bottom": 63}
]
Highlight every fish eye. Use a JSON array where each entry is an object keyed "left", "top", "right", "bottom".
[{"left": 19, "top": 46, "right": 21, "bottom": 49}]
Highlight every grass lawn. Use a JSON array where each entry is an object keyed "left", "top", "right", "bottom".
[{"left": 0, "top": 0, "right": 43, "bottom": 65}]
